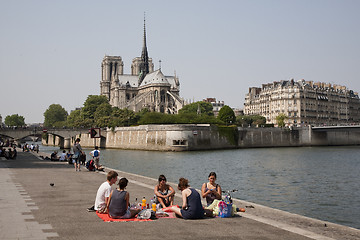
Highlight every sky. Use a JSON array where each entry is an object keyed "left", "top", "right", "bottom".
[{"left": 1, "top": 0, "right": 360, "bottom": 124}]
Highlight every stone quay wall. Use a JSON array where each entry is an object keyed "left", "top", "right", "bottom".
[{"left": 42, "top": 125, "right": 360, "bottom": 151}]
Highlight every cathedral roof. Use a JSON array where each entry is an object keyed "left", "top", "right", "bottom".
[
  {"left": 139, "top": 69, "right": 170, "bottom": 87},
  {"left": 118, "top": 75, "right": 138, "bottom": 87}
]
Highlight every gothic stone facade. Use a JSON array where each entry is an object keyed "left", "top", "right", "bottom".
[
  {"left": 244, "top": 79, "right": 360, "bottom": 126},
  {"left": 100, "top": 22, "right": 184, "bottom": 114}
]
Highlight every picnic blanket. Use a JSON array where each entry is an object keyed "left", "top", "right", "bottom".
[
  {"left": 96, "top": 211, "right": 176, "bottom": 222},
  {"left": 96, "top": 212, "right": 152, "bottom": 222}
]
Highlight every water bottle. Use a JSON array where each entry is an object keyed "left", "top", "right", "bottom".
[
  {"left": 151, "top": 198, "right": 156, "bottom": 212},
  {"left": 141, "top": 197, "right": 146, "bottom": 210}
]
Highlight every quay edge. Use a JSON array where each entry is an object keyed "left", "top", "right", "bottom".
[{"left": 41, "top": 124, "right": 360, "bottom": 151}]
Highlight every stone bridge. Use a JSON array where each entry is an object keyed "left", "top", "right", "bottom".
[
  {"left": 0, "top": 128, "right": 101, "bottom": 149},
  {"left": 0, "top": 128, "right": 43, "bottom": 141}
]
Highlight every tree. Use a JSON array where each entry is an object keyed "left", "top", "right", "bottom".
[
  {"left": 5, "top": 114, "right": 25, "bottom": 127},
  {"left": 44, "top": 104, "right": 68, "bottom": 127},
  {"left": 94, "top": 102, "right": 112, "bottom": 120},
  {"left": 66, "top": 109, "right": 82, "bottom": 127},
  {"left": 217, "top": 105, "right": 235, "bottom": 125},
  {"left": 82, "top": 95, "right": 109, "bottom": 119},
  {"left": 276, "top": 113, "right": 288, "bottom": 127},
  {"left": 252, "top": 115, "right": 266, "bottom": 126},
  {"left": 179, "top": 101, "right": 214, "bottom": 116},
  {"left": 138, "top": 112, "right": 177, "bottom": 124},
  {"left": 237, "top": 115, "right": 266, "bottom": 127},
  {"left": 110, "top": 108, "right": 137, "bottom": 127}
]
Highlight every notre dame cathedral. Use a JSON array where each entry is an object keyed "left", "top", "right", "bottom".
[{"left": 100, "top": 19, "right": 184, "bottom": 114}]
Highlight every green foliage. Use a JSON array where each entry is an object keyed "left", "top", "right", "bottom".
[
  {"left": 138, "top": 112, "right": 177, "bottom": 124},
  {"left": 67, "top": 109, "right": 82, "bottom": 127},
  {"left": 138, "top": 111, "right": 223, "bottom": 125},
  {"left": 43, "top": 104, "right": 68, "bottom": 127},
  {"left": 276, "top": 113, "right": 288, "bottom": 127},
  {"left": 236, "top": 115, "right": 266, "bottom": 127},
  {"left": 179, "top": 101, "right": 214, "bottom": 116},
  {"left": 109, "top": 108, "right": 137, "bottom": 127},
  {"left": 177, "top": 112, "right": 222, "bottom": 124},
  {"left": 217, "top": 125, "right": 239, "bottom": 145},
  {"left": 94, "top": 102, "right": 112, "bottom": 119},
  {"left": 43, "top": 95, "right": 238, "bottom": 128},
  {"left": 217, "top": 105, "right": 235, "bottom": 125},
  {"left": 82, "top": 95, "right": 109, "bottom": 119},
  {"left": 95, "top": 116, "right": 112, "bottom": 128},
  {"left": 52, "top": 121, "right": 67, "bottom": 128},
  {"left": 5, "top": 114, "right": 25, "bottom": 127}
]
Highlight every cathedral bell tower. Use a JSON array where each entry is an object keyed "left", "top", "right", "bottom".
[{"left": 100, "top": 56, "right": 123, "bottom": 100}]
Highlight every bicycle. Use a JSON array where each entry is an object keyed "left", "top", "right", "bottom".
[{"left": 221, "top": 189, "right": 238, "bottom": 204}]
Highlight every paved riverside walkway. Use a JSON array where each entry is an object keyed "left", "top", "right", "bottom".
[{"left": 0, "top": 152, "right": 359, "bottom": 240}]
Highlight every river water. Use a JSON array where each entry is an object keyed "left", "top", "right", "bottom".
[{"left": 37, "top": 143, "right": 360, "bottom": 229}]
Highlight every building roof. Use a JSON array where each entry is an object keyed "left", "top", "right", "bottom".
[
  {"left": 139, "top": 69, "right": 170, "bottom": 87},
  {"left": 117, "top": 69, "right": 178, "bottom": 89},
  {"left": 118, "top": 75, "right": 138, "bottom": 87}
]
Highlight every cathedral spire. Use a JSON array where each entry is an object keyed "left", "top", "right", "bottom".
[{"left": 139, "top": 12, "right": 149, "bottom": 85}]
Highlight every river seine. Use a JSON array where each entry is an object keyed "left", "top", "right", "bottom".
[{"left": 39, "top": 144, "right": 360, "bottom": 229}]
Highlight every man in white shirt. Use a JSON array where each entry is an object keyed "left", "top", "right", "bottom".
[
  {"left": 89, "top": 146, "right": 101, "bottom": 170},
  {"left": 59, "top": 150, "right": 67, "bottom": 161},
  {"left": 87, "top": 171, "right": 118, "bottom": 212}
]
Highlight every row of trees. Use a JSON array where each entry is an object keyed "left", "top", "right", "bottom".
[
  {"left": 1, "top": 96, "right": 288, "bottom": 128},
  {"left": 43, "top": 95, "right": 241, "bottom": 128},
  {"left": 43, "top": 95, "right": 284, "bottom": 129},
  {"left": 1, "top": 114, "right": 26, "bottom": 127}
]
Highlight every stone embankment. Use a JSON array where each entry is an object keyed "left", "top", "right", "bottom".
[
  {"left": 43, "top": 124, "right": 360, "bottom": 151},
  {"left": 1, "top": 151, "right": 359, "bottom": 239}
]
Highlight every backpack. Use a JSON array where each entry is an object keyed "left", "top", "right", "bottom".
[
  {"left": 93, "top": 150, "right": 99, "bottom": 157},
  {"left": 86, "top": 160, "right": 95, "bottom": 171}
]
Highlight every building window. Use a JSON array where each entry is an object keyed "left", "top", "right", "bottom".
[{"left": 173, "top": 140, "right": 187, "bottom": 146}]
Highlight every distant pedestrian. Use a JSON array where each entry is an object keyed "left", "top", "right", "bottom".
[
  {"left": 12, "top": 147, "right": 17, "bottom": 159},
  {"left": 66, "top": 150, "right": 73, "bottom": 164},
  {"left": 35, "top": 144, "right": 39, "bottom": 153},
  {"left": 72, "top": 138, "right": 84, "bottom": 171},
  {"left": 50, "top": 151, "right": 58, "bottom": 161},
  {"left": 59, "top": 150, "right": 67, "bottom": 161},
  {"left": 89, "top": 146, "right": 101, "bottom": 170}
]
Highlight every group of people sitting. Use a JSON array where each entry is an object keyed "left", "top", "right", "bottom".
[
  {"left": 88, "top": 171, "right": 222, "bottom": 220},
  {"left": 42, "top": 138, "right": 103, "bottom": 172},
  {"left": 0, "top": 146, "right": 17, "bottom": 159}
]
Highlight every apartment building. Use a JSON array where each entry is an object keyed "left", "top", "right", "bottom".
[{"left": 244, "top": 79, "right": 360, "bottom": 126}]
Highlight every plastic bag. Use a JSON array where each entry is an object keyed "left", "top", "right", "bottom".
[
  {"left": 218, "top": 201, "right": 232, "bottom": 218},
  {"left": 137, "top": 209, "right": 156, "bottom": 219}
]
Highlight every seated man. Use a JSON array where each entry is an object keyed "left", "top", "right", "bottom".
[
  {"left": 50, "top": 151, "right": 59, "bottom": 161},
  {"left": 87, "top": 171, "right": 118, "bottom": 213},
  {"left": 59, "top": 150, "right": 67, "bottom": 161}
]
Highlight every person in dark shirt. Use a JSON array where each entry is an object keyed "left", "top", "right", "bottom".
[{"left": 170, "top": 178, "right": 205, "bottom": 219}]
